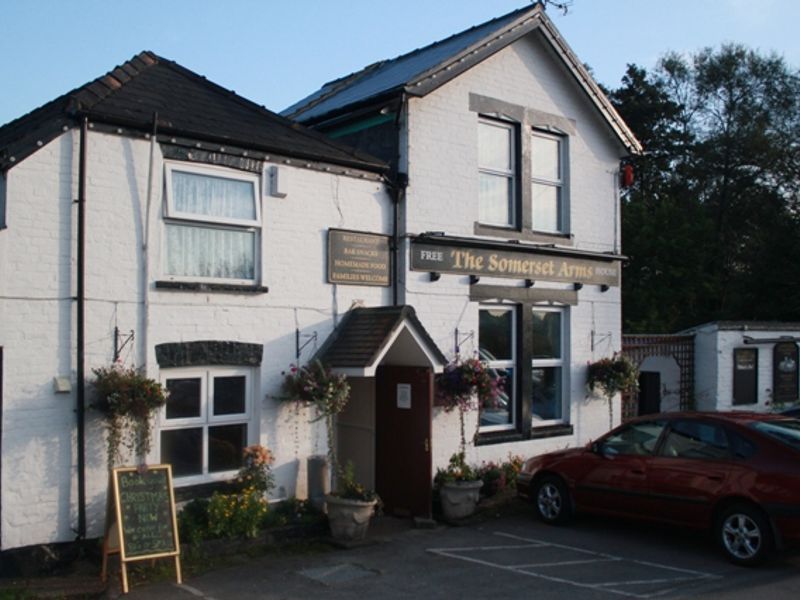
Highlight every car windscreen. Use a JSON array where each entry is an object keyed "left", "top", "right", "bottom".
[{"left": 751, "top": 419, "right": 800, "bottom": 452}]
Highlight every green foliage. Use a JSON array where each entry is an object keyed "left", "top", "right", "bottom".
[
  {"left": 610, "top": 46, "right": 800, "bottom": 332},
  {"left": 261, "top": 498, "right": 323, "bottom": 529},
  {"left": 501, "top": 454, "right": 524, "bottom": 489},
  {"left": 435, "top": 452, "right": 480, "bottom": 486},
  {"left": 236, "top": 445, "right": 275, "bottom": 496},
  {"left": 91, "top": 363, "right": 168, "bottom": 467},
  {"left": 476, "top": 462, "right": 505, "bottom": 497},
  {"left": 332, "top": 461, "right": 380, "bottom": 503},
  {"left": 207, "top": 488, "right": 268, "bottom": 539},
  {"left": 177, "top": 498, "right": 210, "bottom": 547},
  {"left": 587, "top": 355, "right": 639, "bottom": 399}
]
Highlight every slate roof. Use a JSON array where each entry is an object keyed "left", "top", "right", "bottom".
[
  {"left": 283, "top": 3, "right": 641, "bottom": 154},
  {"left": 0, "top": 51, "right": 388, "bottom": 173},
  {"left": 314, "top": 306, "right": 447, "bottom": 370}
]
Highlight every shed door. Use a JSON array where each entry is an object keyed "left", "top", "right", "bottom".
[
  {"left": 375, "top": 366, "right": 432, "bottom": 518},
  {"left": 638, "top": 371, "right": 661, "bottom": 415},
  {"left": 733, "top": 348, "right": 758, "bottom": 405}
]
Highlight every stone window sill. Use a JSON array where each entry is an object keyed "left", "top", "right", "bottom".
[{"left": 155, "top": 280, "right": 269, "bottom": 294}]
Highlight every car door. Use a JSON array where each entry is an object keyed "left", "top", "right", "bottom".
[
  {"left": 647, "top": 419, "right": 739, "bottom": 527},
  {"left": 574, "top": 420, "right": 666, "bottom": 519}
]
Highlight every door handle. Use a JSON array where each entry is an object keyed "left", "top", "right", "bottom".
[
  {"left": 631, "top": 469, "right": 645, "bottom": 475},
  {"left": 424, "top": 438, "right": 430, "bottom": 452},
  {"left": 707, "top": 475, "right": 723, "bottom": 482}
]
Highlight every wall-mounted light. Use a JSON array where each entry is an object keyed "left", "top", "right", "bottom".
[{"left": 430, "top": 272, "right": 441, "bottom": 282}]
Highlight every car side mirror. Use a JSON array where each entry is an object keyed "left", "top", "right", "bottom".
[{"left": 591, "top": 441, "right": 602, "bottom": 455}]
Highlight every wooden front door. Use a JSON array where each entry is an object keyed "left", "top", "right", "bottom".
[{"left": 375, "top": 366, "right": 432, "bottom": 518}]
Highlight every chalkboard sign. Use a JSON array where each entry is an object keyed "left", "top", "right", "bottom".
[
  {"left": 113, "top": 465, "right": 179, "bottom": 560},
  {"left": 103, "top": 465, "right": 182, "bottom": 594}
]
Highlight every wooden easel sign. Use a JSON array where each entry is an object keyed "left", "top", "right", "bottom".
[{"left": 102, "top": 465, "right": 182, "bottom": 594}]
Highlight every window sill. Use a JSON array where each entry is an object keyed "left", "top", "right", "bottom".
[
  {"left": 530, "top": 423, "right": 574, "bottom": 440},
  {"left": 476, "top": 429, "right": 525, "bottom": 446},
  {"left": 473, "top": 223, "right": 574, "bottom": 246},
  {"left": 174, "top": 479, "right": 238, "bottom": 503},
  {"left": 155, "top": 280, "right": 269, "bottom": 294}
]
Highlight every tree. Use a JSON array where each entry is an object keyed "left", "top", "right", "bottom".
[{"left": 610, "top": 46, "right": 800, "bottom": 332}]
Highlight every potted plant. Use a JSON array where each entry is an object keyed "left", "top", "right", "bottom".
[
  {"left": 91, "top": 363, "right": 168, "bottom": 469},
  {"left": 435, "top": 452, "right": 483, "bottom": 521},
  {"left": 587, "top": 354, "right": 639, "bottom": 428},
  {"left": 325, "top": 461, "right": 380, "bottom": 542},
  {"left": 283, "top": 361, "right": 380, "bottom": 539}
]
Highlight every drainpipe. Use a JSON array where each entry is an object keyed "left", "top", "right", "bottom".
[
  {"left": 142, "top": 113, "right": 158, "bottom": 372},
  {"left": 75, "top": 116, "right": 88, "bottom": 540},
  {"left": 391, "top": 93, "right": 408, "bottom": 307}
]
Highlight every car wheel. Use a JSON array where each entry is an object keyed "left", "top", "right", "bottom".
[
  {"left": 534, "top": 475, "right": 572, "bottom": 525},
  {"left": 716, "top": 503, "right": 772, "bottom": 566}
]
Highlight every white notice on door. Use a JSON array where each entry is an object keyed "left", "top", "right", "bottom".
[{"left": 397, "top": 383, "right": 411, "bottom": 409}]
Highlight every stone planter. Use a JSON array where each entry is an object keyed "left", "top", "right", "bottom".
[
  {"left": 325, "top": 495, "right": 377, "bottom": 541},
  {"left": 440, "top": 480, "right": 483, "bottom": 521}
]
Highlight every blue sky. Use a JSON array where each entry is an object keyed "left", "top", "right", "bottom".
[{"left": 1, "top": 0, "right": 798, "bottom": 127}]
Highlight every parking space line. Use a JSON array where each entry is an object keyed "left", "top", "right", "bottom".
[
  {"left": 428, "top": 531, "right": 720, "bottom": 599},
  {"left": 495, "top": 532, "right": 720, "bottom": 579},
  {"left": 511, "top": 558, "right": 619, "bottom": 569}
]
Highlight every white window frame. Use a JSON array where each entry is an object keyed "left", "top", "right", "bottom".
[
  {"left": 531, "top": 305, "right": 569, "bottom": 426},
  {"left": 479, "top": 304, "right": 517, "bottom": 433},
  {"left": 530, "top": 129, "right": 566, "bottom": 234},
  {"left": 158, "top": 366, "right": 255, "bottom": 486},
  {"left": 163, "top": 161, "right": 262, "bottom": 285},
  {"left": 478, "top": 118, "right": 517, "bottom": 228}
]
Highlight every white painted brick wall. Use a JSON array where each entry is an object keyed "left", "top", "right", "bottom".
[
  {"left": 692, "top": 323, "right": 800, "bottom": 412},
  {"left": 0, "top": 129, "right": 391, "bottom": 549},
  {"left": 402, "top": 33, "right": 625, "bottom": 470}
]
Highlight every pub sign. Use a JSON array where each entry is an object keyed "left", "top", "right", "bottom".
[
  {"left": 328, "top": 229, "right": 391, "bottom": 287},
  {"left": 411, "top": 241, "right": 620, "bottom": 287}
]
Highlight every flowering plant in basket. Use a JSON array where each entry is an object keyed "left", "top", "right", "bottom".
[
  {"left": 91, "top": 363, "right": 168, "bottom": 468},
  {"left": 587, "top": 354, "right": 639, "bottom": 428},
  {"left": 435, "top": 357, "right": 505, "bottom": 412},
  {"left": 282, "top": 360, "right": 351, "bottom": 485},
  {"left": 436, "top": 356, "right": 505, "bottom": 453},
  {"left": 282, "top": 360, "right": 350, "bottom": 416}
]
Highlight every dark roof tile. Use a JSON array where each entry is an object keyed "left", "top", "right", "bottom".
[
  {"left": 1, "top": 51, "right": 388, "bottom": 173},
  {"left": 315, "top": 306, "right": 446, "bottom": 370}
]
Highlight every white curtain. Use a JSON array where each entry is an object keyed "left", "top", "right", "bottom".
[
  {"left": 172, "top": 170, "right": 256, "bottom": 221},
  {"left": 166, "top": 224, "right": 255, "bottom": 280}
]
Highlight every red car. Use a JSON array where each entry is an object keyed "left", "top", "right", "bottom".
[{"left": 517, "top": 412, "right": 800, "bottom": 566}]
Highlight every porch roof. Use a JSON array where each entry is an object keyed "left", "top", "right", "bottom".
[{"left": 314, "top": 306, "right": 447, "bottom": 377}]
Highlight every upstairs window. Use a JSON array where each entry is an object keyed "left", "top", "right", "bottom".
[
  {"left": 478, "top": 119, "right": 517, "bottom": 228},
  {"left": 531, "top": 131, "right": 564, "bottom": 234},
  {"left": 163, "top": 163, "right": 260, "bottom": 283}
]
